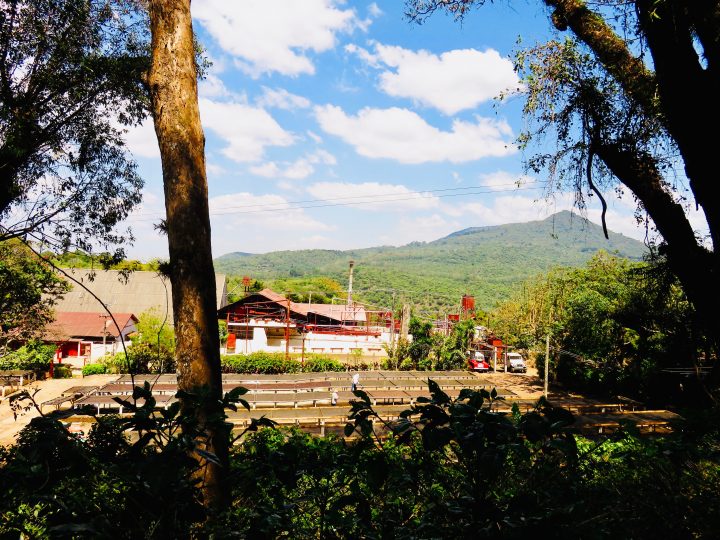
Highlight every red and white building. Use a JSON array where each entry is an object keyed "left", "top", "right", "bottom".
[
  {"left": 45, "top": 312, "right": 138, "bottom": 368},
  {"left": 218, "top": 289, "right": 395, "bottom": 358}
]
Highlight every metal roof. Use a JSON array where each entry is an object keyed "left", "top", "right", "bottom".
[
  {"left": 50, "top": 269, "right": 227, "bottom": 325},
  {"left": 220, "top": 288, "right": 367, "bottom": 323},
  {"left": 46, "top": 312, "right": 137, "bottom": 340}
]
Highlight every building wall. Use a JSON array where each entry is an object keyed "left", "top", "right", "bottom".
[
  {"left": 59, "top": 338, "right": 132, "bottom": 369},
  {"left": 224, "top": 323, "right": 392, "bottom": 357}
]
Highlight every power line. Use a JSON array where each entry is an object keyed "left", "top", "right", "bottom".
[{"left": 130, "top": 182, "right": 545, "bottom": 221}]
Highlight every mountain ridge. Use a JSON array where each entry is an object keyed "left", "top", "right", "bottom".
[{"left": 214, "top": 211, "right": 647, "bottom": 313}]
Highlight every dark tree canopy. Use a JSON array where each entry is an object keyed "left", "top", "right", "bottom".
[
  {"left": 0, "top": 239, "right": 68, "bottom": 352},
  {"left": 407, "top": 0, "right": 720, "bottom": 383},
  {"left": 0, "top": 0, "right": 149, "bottom": 255}
]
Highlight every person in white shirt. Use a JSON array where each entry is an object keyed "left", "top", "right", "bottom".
[{"left": 351, "top": 372, "right": 360, "bottom": 392}]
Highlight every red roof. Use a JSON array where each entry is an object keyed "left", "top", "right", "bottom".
[
  {"left": 293, "top": 302, "right": 366, "bottom": 322},
  {"left": 256, "top": 288, "right": 290, "bottom": 303},
  {"left": 46, "top": 312, "right": 138, "bottom": 340},
  {"left": 222, "top": 289, "right": 366, "bottom": 323}
]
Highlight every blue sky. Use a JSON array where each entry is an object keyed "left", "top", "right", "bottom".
[{"left": 120, "top": 0, "right": 705, "bottom": 260}]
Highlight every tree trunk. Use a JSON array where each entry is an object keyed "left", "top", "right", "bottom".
[
  {"left": 546, "top": 0, "right": 720, "bottom": 386},
  {"left": 147, "top": 0, "right": 228, "bottom": 508}
]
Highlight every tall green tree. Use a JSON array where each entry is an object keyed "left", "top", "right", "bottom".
[
  {"left": 0, "top": 240, "right": 68, "bottom": 356},
  {"left": 492, "top": 252, "right": 699, "bottom": 398},
  {"left": 0, "top": 0, "right": 148, "bottom": 255},
  {"left": 0, "top": 240, "right": 68, "bottom": 354},
  {"left": 407, "top": 0, "right": 720, "bottom": 385}
]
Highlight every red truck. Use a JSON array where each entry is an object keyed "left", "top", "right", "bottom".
[{"left": 468, "top": 351, "right": 490, "bottom": 373}]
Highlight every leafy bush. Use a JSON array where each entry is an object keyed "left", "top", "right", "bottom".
[
  {"left": 2, "top": 382, "right": 720, "bottom": 538},
  {"left": 100, "top": 342, "right": 175, "bottom": 374},
  {"left": 0, "top": 342, "right": 55, "bottom": 372},
  {"left": 302, "top": 354, "right": 344, "bottom": 372},
  {"left": 52, "top": 365, "right": 72, "bottom": 379},
  {"left": 221, "top": 352, "right": 300, "bottom": 374},
  {"left": 81, "top": 363, "right": 107, "bottom": 376}
]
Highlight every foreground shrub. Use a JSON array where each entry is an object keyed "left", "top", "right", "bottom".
[{"left": 2, "top": 383, "right": 719, "bottom": 539}]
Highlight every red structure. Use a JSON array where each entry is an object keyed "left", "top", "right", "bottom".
[{"left": 461, "top": 294, "right": 475, "bottom": 315}]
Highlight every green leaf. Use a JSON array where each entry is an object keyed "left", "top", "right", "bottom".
[{"left": 224, "top": 386, "right": 249, "bottom": 401}]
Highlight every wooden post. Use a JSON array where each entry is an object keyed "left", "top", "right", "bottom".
[
  {"left": 544, "top": 333, "right": 550, "bottom": 398},
  {"left": 285, "top": 299, "right": 291, "bottom": 361},
  {"left": 301, "top": 332, "right": 306, "bottom": 369}
]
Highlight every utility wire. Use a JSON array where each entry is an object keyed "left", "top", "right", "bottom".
[{"left": 130, "top": 183, "right": 544, "bottom": 221}]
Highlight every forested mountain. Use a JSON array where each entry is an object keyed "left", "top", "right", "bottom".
[{"left": 214, "top": 211, "right": 647, "bottom": 314}]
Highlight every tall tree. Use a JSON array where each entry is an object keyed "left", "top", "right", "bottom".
[
  {"left": 0, "top": 240, "right": 68, "bottom": 354},
  {"left": 147, "top": 0, "right": 227, "bottom": 507},
  {"left": 0, "top": 0, "right": 148, "bottom": 255},
  {"left": 406, "top": 0, "right": 720, "bottom": 384}
]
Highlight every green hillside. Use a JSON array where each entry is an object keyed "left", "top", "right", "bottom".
[{"left": 214, "top": 211, "right": 647, "bottom": 314}]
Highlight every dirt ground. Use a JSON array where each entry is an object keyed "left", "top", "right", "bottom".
[
  {"left": 0, "top": 374, "right": 117, "bottom": 445},
  {"left": 0, "top": 369, "right": 548, "bottom": 446}
]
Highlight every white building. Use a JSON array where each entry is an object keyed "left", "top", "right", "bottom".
[{"left": 218, "top": 289, "right": 394, "bottom": 358}]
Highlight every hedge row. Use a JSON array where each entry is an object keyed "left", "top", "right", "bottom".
[{"left": 221, "top": 352, "right": 346, "bottom": 374}]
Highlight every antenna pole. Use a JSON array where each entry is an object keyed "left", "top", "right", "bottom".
[{"left": 347, "top": 260, "right": 355, "bottom": 306}]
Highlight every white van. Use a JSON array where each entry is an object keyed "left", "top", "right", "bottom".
[{"left": 507, "top": 352, "right": 527, "bottom": 373}]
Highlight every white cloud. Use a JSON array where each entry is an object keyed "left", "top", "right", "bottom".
[
  {"left": 310, "top": 149, "right": 337, "bottom": 165},
  {"left": 121, "top": 121, "right": 159, "bottom": 159},
  {"left": 206, "top": 162, "right": 227, "bottom": 177},
  {"left": 250, "top": 150, "right": 336, "bottom": 180},
  {"left": 306, "top": 181, "right": 439, "bottom": 210},
  {"left": 347, "top": 43, "right": 522, "bottom": 115},
  {"left": 368, "top": 3, "right": 382, "bottom": 18},
  {"left": 479, "top": 170, "right": 536, "bottom": 191},
  {"left": 307, "top": 130, "right": 323, "bottom": 143},
  {"left": 199, "top": 74, "right": 246, "bottom": 101},
  {"left": 256, "top": 87, "right": 311, "bottom": 110},
  {"left": 200, "top": 98, "right": 295, "bottom": 162},
  {"left": 392, "top": 214, "right": 461, "bottom": 244},
  {"left": 460, "top": 195, "right": 560, "bottom": 226},
  {"left": 345, "top": 43, "right": 379, "bottom": 67},
  {"left": 272, "top": 160, "right": 314, "bottom": 180},
  {"left": 192, "top": 0, "right": 361, "bottom": 77},
  {"left": 315, "top": 105, "right": 516, "bottom": 163},
  {"left": 209, "top": 192, "right": 334, "bottom": 255},
  {"left": 120, "top": 189, "right": 169, "bottom": 259},
  {"left": 249, "top": 162, "right": 282, "bottom": 178},
  {"left": 453, "top": 191, "right": 662, "bottom": 243}
]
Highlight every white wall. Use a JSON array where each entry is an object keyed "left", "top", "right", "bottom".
[{"left": 227, "top": 323, "right": 393, "bottom": 357}]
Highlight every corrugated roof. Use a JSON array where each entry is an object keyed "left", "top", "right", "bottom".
[
  {"left": 256, "top": 288, "right": 290, "bottom": 303},
  {"left": 50, "top": 269, "right": 227, "bottom": 325},
  {"left": 46, "top": 312, "right": 137, "bottom": 340},
  {"left": 294, "top": 303, "right": 367, "bottom": 322},
  {"left": 221, "top": 289, "right": 366, "bottom": 323}
]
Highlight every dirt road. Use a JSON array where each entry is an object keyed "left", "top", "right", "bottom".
[{"left": 0, "top": 374, "right": 117, "bottom": 445}]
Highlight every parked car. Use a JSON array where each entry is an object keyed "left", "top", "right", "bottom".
[
  {"left": 468, "top": 352, "right": 490, "bottom": 373},
  {"left": 507, "top": 352, "right": 527, "bottom": 373}
]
